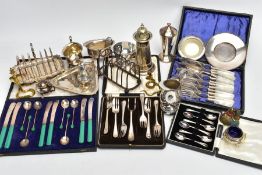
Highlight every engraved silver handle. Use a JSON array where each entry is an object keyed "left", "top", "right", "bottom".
[
  {"left": 121, "top": 100, "right": 126, "bottom": 123},
  {"left": 103, "top": 108, "right": 109, "bottom": 134},
  {"left": 128, "top": 111, "right": 134, "bottom": 141},
  {"left": 140, "top": 94, "right": 145, "bottom": 116},
  {"left": 146, "top": 113, "right": 151, "bottom": 139},
  {"left": 113, "top": 113, "right": 118, "bottom": 138}
]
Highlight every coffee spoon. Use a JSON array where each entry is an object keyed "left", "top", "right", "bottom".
[
  {"left": 20, "top": 115, "right": 32, "bottom": 147},
  {"left": 185, "top": 109, "right": 217, "bottom": 120},
  {"left": 60, "top": 99, "right": 69, "bottom": 129},
  {"left": 183, "top": 111, "right": 214, "bottom": 125},
  {"left": 70, "top": 99, "right": 79, "bottom": 129},
  {"left": 179, "top": 121, "right": 210, "bottom": 136},
  {"left": 20, "top": 101, "right": 32, "bottom": 131},
  {"left": 175, "top": 132, "right": 208, "bottom": 148},
  {"left": 183, "top": 119, "right": 216, "bottom": 132},
  {"left": 31, "top": 101, "right": 42, "bottom": 131},
  {"left": 60, "top": 114, "right": 70, "bottom": 145},
  {"left": 179, "top": 129, "right": 213, "bottom": 143}
]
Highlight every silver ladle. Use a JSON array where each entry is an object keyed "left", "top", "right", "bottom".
[
  {"left": 179, "top": 121, "right": 210, "bottom": 136},
  {"left": 179, "top": 129, "right": 213, "bottom": 143},
  {"left": 60, "top": 114, "right": 70, "bottom": 145},
  {"left": 59, "top": 99, "right": 69, "bottom": 129},
  {"left": 175, "top": 132, "right": 208, "bottom": 148},
  {"left": 20, "top": 115, "right": 32, "bottom": 147},
  {"left": 183, "top": 111, "right": 214, "bottom": 125},
  {"left": 20, "top": 101, "right": 32, "bottom": 131},
  {"left": 31, "top": 101, "right": 42, "bottom": 131},
  {"left": 185, "top": 109, "right": 217, "bottom": 120},
  {"left": 183, "top": 119, "right": 216, "bottom": 132},
  {"left": 70, "top": 99, "right": 79, "bottom": 129}
]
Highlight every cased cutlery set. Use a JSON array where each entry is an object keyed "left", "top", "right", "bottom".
[
  {"left": 0, "top": 5, "right": 262, "bottom": 170},
  {"left": 98, "top": 95, "right": 164, "bottom": 148}
]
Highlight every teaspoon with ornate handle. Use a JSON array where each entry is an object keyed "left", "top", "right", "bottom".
[
  {"left": 185, "top": 110, "right": 217, "bottom": 121},
  {"left": 179, "top": 121, "right": 210, "bottom": 136},
  {"left": 183, "top": 119, "right": 216, "bottom": 132},
  {"left": 179, "top": 129, "right": 213, "bottom": 143},
  {"left": 183, "top": 111, "right": 214, "bottom": 125},
  {"left": 175, "top": 132, "right": 208, "bottom": 148}
]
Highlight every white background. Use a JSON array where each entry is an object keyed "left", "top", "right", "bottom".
[{"left": 1, "top": 0, "right": 262, "bottom": 174}]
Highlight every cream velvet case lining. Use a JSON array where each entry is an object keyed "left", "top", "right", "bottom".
[{"left": 167, "top": 102, "right": 262, "bottom": 169}]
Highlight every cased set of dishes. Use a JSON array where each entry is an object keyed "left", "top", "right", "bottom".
[
  {"left": 178, "top": 33, "right": 247, "bottom": 70},
  {"left": 102, "top": 95, "right": 162, "bottom": 142},
  {"left": 0, "top": 98, "right": 94, "bottom": 149},
  {"left": 174, "top": 108, "right": 218, "bottom": 148}
]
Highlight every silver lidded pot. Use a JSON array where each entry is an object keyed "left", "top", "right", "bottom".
[
  {"left": 133, "top": 24, "right": 155, "bottom": 75},
  {"left": 159, "top": 23, "right": 177, "bottom": 63}
]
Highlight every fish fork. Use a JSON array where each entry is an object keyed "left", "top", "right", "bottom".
[
  {"left": 139, "top": 94, "right": 147, "bottom": 128},
  {"left": 103, "top": 95, "right": 113, "bottom": 134},
  {"left": 127, "top": 98, "right": 136, "bottom": 142},
  {"left": 144, "top": 98, "right": 151, "bottom": 139},
  {"left": 153, "top": 100, "right": 161, "bottom": 137},
  {"left": 119, "top": 100, "right": 127, "bottom": 138},
  {"left": 112, "top": 98, "right": 120, "bottom": 138}
]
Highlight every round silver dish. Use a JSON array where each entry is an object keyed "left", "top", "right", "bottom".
[
  {"left": 113, "top": 41, "right": 136, "bottom": 59},
  {"left": 205, "top": 33, "right": 247, "bottom": 70},
  {"left": 178, "top": 36, "right": 205, "bottom": 60}
]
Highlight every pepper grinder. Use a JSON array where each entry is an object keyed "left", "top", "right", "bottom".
[
  {"left": 133, "top": 24, "right": 155, "bottom": 75},
  {"left": 159, "top": 23, "right": 177, "bottom": 63}
]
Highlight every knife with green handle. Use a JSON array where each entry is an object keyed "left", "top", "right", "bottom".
[
  {"left": 79, "top": 98, "right": 87, "bottom": 144},
  {"left": 46, "top": 100, "right": 59, "bottom": 145},
  {"left": 38, "top": 101, "right": 53, "bottom": 147},
  {"left": 4, "top": 102, "right": 22, "bottom": 149},
  {"left": 0, "top": 102, "right": 16, "bottom": 149},
  {"left": 87, "top": 98, "right": 94, "bottom": 143}
]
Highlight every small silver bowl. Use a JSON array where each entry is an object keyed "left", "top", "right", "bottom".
[
  {"left": 113, "top": 41, "right": 136, "bottom": 59},
  {"left": 83, "top": 37, "right": 114, "bottom": 59},
  {"left": 178, "top": 36, "right": 205, "bottom": 60}
]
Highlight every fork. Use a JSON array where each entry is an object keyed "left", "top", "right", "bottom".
[
  {"left": 119, "top": 100, "right": 127, "bottom": 138},
  {"left": 103, "top": 95, "right": 112, "bottom": 134},
  {"left": 139, "top": 94, "right": 147, "bottom": 128},
  {"left": 144, "top": 98, "right": 151, "bottom": 139},
  {"left": 153, "top": 100, "right": 161, "bottom": 137},
  {"left": 127, "top": 98, "right": 136, "bottom": 142},
  {"left": 112, "top": 98, "right": 120, "bottom": 138}
]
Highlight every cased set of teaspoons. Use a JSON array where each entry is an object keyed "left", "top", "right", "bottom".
[{"left": 167, "top": 103, "right": 220, "bottom": 152}]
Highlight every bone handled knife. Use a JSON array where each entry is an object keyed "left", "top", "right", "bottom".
[
  {"left": 87, "top": 98, "right": 94, "bottom": 143},
  {"left": 0, "top": 102, "right": 16, "bottom": 149},
  {"left": 46, "top": 100, "right": 59, "bottom": 145},
  {"left": 79, "top": 98, "right": 87, "bottom": 144},
  {"left": 38, "top": 101, "right": 53, "bottom": 147},
  {"left": 4, "top": 102, "right": 22, "bottom": 149}
]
